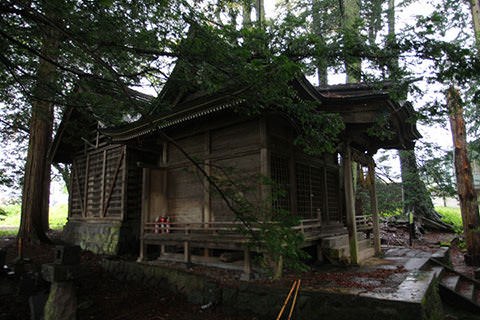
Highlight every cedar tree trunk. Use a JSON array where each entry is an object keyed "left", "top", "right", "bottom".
[
  {"left": 398, "top": 149, "right": 453, "bottom": 231},
  {"left": 18, "top": 4, "right": 60, "bottom": 244},
  {"left": 341, "top": 0, "right": 361, "bottom": 83},
  {"left": 447, "top": 87, "right": 480, "bottom": 266}
]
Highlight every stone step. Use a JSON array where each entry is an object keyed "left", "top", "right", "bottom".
[
  {"left": 358, "top": 239, "right": 372, "bottom": 251},
  {"left": 456, "top": 279, "right": 474, "bottom": 300},
  {"left": 358, "top": 247, "right": 375, "bottom": 262},
  {"left": 440, "top": 273, "right": 460, "bottom": 291},
  {"left": 426, "top": 265, "right": 444, "bottom": 278},
  {"left": 321, "top": 235, "right": 371, "bottom": 249},
  {"left": 428, "top": 257, "right": 480, "bottom": 312},
  {"left": 321, "top": 235, "right": 348, "bottom": 248}
]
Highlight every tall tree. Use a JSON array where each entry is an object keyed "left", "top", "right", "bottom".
[
  {"left": 471, "top": 0, "right": 480, "bottom": 45},
  {"left": 311, "top": 0, "right": 341, "bottom": 85},
  {"left": 1, "top": 0, "right": 192, "bottom": 243},
  {"left": 18, "top": 1, "right": 59, "bottom": 243},
  {"left": 383, "top": 0, "right": 452, "bottom": 231},
  {"left": 340, "top": 0, "right": 361, "bottom": 83},
  {"left": 447, "top": 87, "right": 480, "bottom": 265},
  {"left": 445, "top": 0, "right": 480, "bottom": 265}
]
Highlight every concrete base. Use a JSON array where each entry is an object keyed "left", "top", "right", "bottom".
[{"left": 62, "top": 220, "right": 139, "bottom": 255}]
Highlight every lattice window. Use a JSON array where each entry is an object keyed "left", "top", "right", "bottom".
[
  {"left": 271, "top": 155, "right": 291, "bottom": 212},
  {"left": 310, "top": 167, "right": 323, "bottom": 219},
  {"left": 296, "top": 163, "right": 311, "bottom": 218},
  {"left": 296, "top": 163, "right": 324, "bottom": 219},
  {"left": 326, "top": 169, "right": 341, "bottom": 222}
]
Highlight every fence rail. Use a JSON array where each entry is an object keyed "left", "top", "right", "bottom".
[
  {"left": 355, "top": 215, "right": 373, "bottom": 231},
  {"left": 143, "top": 218, "right": 324, "bottom": 237}
]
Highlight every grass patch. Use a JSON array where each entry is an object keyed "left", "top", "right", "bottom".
[
  {"left": 436, "top": 206, "right": 463, "bottom": 234},
  {"left": 0, "top": 229, "right": 18, "bottom": 237},
  {"left": 380, "top": 208, "right": 403, "bottom": 217},
  {"left": 0, "top": 203, "right": 68, "bottom": 230}
]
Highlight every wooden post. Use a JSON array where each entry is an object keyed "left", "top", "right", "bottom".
[
  {"left": 83, "top": 154, "right": 90, "bottom": 217},
  {"left": 343, "top": 144, "right": 359, "bottom": 264},
  {"left": 316, "top": 243, "right": 324, "bottom": 263},
  {"left": 184, "top": 227, "right": 191, "bottom": 265},
  {"left": 139, "top": 167, "right": 150, "bottom": 261},
  {"left": 260, "top": 148, "right": 270, "bottom": 204},
  {"left": 368, "top": 161, "right": 382, "bottom": 255},
  {"left": 120, "top": 146, "right": 127, "bottom": 221},
  {"left": 241, "top": 248, "right": 252, "bottom": 280},
  {"left": 259, "top": 118, "right": 271, "bottom": 207},
  {"left": 161, "top": 142, "right": 168, "bottom": 255},
  {"left": 322, "top": 166, "right": 329, "bottom": 224},
  {"left": 204, "top": 132, "right": 211, "bottom": 257},
  {"left": 100, "top": 150, "right": 107, "bottom": 215},
  {"left": 184, "top": 241, "right": 191, "bottom": 264},
  {"left": 289, "top": 155, "right": 298, "bottom": 216},
  {"left": 204, "top": 160, "right": 211, "bottom": 228}
]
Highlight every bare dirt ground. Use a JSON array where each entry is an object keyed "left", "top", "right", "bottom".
[
  {"left": 380, "top": 220, "right": 477, "bottom": 278},
  {"left": 0, "top": 227, "right": 477, "bottom": 320},
  {"left": 0, "top": 231, "right": 255, "bottom": 320}
]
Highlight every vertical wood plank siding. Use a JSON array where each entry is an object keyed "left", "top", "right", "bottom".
[{"left": 69, "top": 145, "right": 125, "bottom": 220}]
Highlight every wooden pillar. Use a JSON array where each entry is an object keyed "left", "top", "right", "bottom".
[
  {"left": 120, "top": 146, "right": 127, "bottom": 221},
  {"left": 83, "top": 155, "right": 90, "bottom": 217},
  {"left": 184, "top": 241, "right": 191, "bottom": 265},
  {"left": 139, "top": 167, "right": 150, "bottom": 261},
  {"left": 260, "top": 118, "right": 270, "bottom": 206},
  {"left": 368, "top": 161, "right": 382, "bottom": 255},
  {"left": 316, "top": 243, "right": 324, "bottom": 263},
  {"left": 100, "top": 150, "right": 107, "bottom": 215},
  {"left": 204, "top": 131, "right": 211, "bottom": 257},
  {"left": 343, "top": 144, "right": 359, "bottom": 264},
  {"left": 241, "top": 248, "right": 252, "bottom": 280},
  {"left": 184, "top": 228, "right": 191, "bottom": 265},
  {"left": 161, "top": 142, "right": 167, "bottom": 255},
  {"left": 322, "top": 166, "right": 329, "bottom": 224}
]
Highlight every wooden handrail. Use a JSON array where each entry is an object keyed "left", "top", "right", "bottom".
[{"left": 143, "top": 218, "right": 324, "bottom": 235}]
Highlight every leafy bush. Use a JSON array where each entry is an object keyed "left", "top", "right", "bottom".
[{"left": 436, "top": 206, "right": 463, "bottom": 234}]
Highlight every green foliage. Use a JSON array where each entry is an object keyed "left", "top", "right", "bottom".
[
  {"left": 0, "top": 203, "right": 67, "bottom": 229},
  {"left": 418, "top": 145, "right": 457, "bottom": 201},
  {"left": 49, "top": 204, "right": 68, "bottom": 228},
  {"left": 206, "top": 164, "right": 310, "bottom": 276},
  {"left": 0, "top": 207, "right": 6, "bottom": 221},
  {"left": 0, "top": 229, "right": 17, "bottom": 237},
  {"left": 376, "top": 181, "right": 403, "bottom": 217},
  {"left": 435, "top": 206, "right": 463, "bottom": 234}
]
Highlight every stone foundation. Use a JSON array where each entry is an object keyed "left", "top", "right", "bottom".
[
  {"left": 101, "top": 259, "right": 444, "bottom": 320},
  {"left": 62, "top": 220, "right": 139, "bottom": 255}
]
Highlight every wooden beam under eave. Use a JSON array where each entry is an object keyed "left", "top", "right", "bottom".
[{"left": 343, "top": 143, "right": 359, "bottom": 264}]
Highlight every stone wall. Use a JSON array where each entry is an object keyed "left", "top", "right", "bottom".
[
  {"left": 63, "top": 221, "right": 139, "bottom": 255},
  {"left": 101, "top": 259, "right": 444, "bottom": 320}
]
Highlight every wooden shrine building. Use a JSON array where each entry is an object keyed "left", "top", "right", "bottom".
[{"left": 52, "top": 76, "right": 420, "bottom": 277}]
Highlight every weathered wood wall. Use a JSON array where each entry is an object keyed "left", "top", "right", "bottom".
[
  {"left": 165, "top": 116, "right": 262, "bottom": 224},
  {"left": 69, "top": 145, "right": 126, "bottom": 220},
  {"left": 266, "top": 114, "right": 343, "bottom": 224}
]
